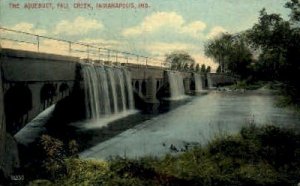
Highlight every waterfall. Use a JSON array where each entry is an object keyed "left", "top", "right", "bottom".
[
  {"left": 116, "top": 69, "right": 127, "bottom": 112},
  {"left": 207, "top": 73, "right": 214, "bottom": 89},
  {"left": 83, "top": 66, "right": 100, "bottom": 119},
  {"left": 124, "top": 69, "right": 135, "bottom": 109},
  {"left": 83, "top": 65, "right": 135, "bottom": 120},
  {"left": 194, "top": 74, "right": 203, "bottom": 92},
  {"left": 106, "top": 68, "right": 119, "bottom": 113},
  {"left": 167, "top": 71, "right": 185, "bottom": 99},
  {"left": 96, "top": 67, "right": 111, "bottom": 115}
]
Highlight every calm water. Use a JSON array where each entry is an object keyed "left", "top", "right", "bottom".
[{"left": 80, "top": 91, "right": 300, "bottom": 160}]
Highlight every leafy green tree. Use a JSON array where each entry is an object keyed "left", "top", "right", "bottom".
[
  {"left": 285, "top": 0, "right": 300, "bottom": 24},
  {"left": 246, "top": 1, "right": 300, "bottom": 103},
  {"left": 205, "top": 33, "right": 253, "bottom": 78},
  {"left": 204, "top": 33, "right": 233, "bottom": 73},
  {"left": 246, "top": 8, "right": 293, "bottom": 80},
  {"left": 226, "top": 35, "right": 253, "bottom": 79}
]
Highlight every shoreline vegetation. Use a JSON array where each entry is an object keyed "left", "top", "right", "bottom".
[{"left": 25, "top": 124, "right": 300, "bottom": 186}]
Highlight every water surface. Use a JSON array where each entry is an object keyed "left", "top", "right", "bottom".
[{"left": 80, "top": 91, "right": 300, "bottom": 159}]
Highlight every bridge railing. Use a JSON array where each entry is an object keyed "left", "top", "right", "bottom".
[{"left": 0, "top": 27, "right": 171, "bottom": 69}]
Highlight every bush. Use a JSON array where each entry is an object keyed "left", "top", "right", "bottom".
[
  {"left": 59, "top": 158, "right": 110, "bottom": 186},
  {"left": 39, "top": 135, "right": 66, "bottom": 179},
  {"left": 30, "top": 125, "right": 300, "bottom": 186}
]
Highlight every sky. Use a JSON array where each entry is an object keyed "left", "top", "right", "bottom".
[{"left": 0, "top": 0, "right": 290, "bottom": 69}]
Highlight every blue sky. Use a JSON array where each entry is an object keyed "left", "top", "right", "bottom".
[{"left": 0, "top": 0, "right": 290, "bottom": 68}]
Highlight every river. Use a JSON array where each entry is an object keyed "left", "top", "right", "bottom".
[{"left": 79, "top": 89, "right": 300, "bottom": 160}]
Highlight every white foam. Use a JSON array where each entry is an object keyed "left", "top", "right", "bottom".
[{"left": 72, "top": 110, "right": 139, "bottom": 130}]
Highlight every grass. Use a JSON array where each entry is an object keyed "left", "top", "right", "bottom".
[{"left": 28, "top": 124, "right": 300, "bottom": 186}]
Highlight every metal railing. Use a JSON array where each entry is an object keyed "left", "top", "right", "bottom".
[{"left": 0, "top": 27, "right": 170, "bottom": 68}]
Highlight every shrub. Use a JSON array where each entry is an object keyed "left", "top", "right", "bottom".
[
  {"left": 59, "top": 158, "right": 110, "bottom": 186},
  {"left": 29, "top": 125, "right": 300, "bottom": 186},
  {"left": 39, "top": 135, "right": 66, "bottom": 179},
  {"left": 32, "top": 135, "right": 79, "bottom": 180}
]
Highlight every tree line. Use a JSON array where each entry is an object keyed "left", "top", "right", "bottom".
[
  {"left": 163, "top": 0, "right": 300, "bottom": 103},
  {"left": 204, "top": 0, "right": 300, "bottom": 104},
  {"left": 165, "top": 51, "right": 211, "bottom": 73}
]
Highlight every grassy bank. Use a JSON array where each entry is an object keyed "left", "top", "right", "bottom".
[{"left": 27, "top": 125, "right": 300, "bottom": 186}]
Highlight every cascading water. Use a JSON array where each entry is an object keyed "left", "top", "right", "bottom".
[
  {"left": 96, "top": 67, "right": 111, "bottom": 115},
  {"left": 207, "top": 73, "right": 213, "bottom": 89},
  {"left": 106, "top": 68, "right": 119, "bottom": 113},
  {"left": 124, "top": 70, "right": 135, "bottom": 109},
  {"left": 116, "top": 69, "right": 127, "bottom": 112},
  {"left": 83, "top": 66, "right": 101, "bottom": 119},
  {"left": 83, "top": 65, "right": 135, "bottom": 122},
  {"left": 194, "top": 74, "right": 203, "bottom": 92},
  {"left": 167, "top": 71, "right": 185, "bottom": 99}
]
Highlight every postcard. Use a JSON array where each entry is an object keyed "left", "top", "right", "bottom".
[{"left": 1, "top": 0, "right": 300, "bottom": 185}]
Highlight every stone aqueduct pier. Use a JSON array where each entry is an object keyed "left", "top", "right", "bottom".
[{"left": 0, "top": 48, "right": 235, "bottom": 176}]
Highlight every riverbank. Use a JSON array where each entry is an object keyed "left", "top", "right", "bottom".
[{"left": 28, "top": 124, "right": 300, "bottom": 186}]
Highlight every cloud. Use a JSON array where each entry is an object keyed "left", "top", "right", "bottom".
[
  {"left": 180, "top": 21, "right": 206, "bottom": 38},
  {"left": 11, "top": 22, "right": 47, "bottom": 35},
  {"left": 144, "top": 42, "right": 197, "bottom": 56},
  {"left": 207, "top": 26, "right": 227, "bottom": 39},
  {"left": 54, "top": 16, "right": 103, "bottom": 36},
  {"left": 122, "top": 12, "right": 184, "bottom": 36},
  {"left": 122, "top": 12, "right": 206, "bottom": 39}
]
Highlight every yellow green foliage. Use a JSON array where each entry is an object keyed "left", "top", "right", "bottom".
[
  {"left": 58, "top": 158, "right": 109, "bottom": 186},
  {"left": 30, "top": 125, "right": 300, "bottom": 186}
]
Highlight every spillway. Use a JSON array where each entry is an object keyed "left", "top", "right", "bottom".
[{"left": 83, "top": 65, "right": 135, "bottom": 121}]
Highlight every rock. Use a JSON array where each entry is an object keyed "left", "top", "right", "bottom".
[{"left": 170, "top": 144, "right": 178, "bottom": 152}]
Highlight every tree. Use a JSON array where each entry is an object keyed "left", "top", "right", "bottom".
[
  {"left": 183, "top": 63, "right": 189, "bottom": 71},
  {"left": 165, "top": 51, "right": 195, "bottom": 71},
  {"left": 246, "top": 8, "right": 293, "bottom": 80},
  {"left": 244, "top": 2, "right": 300, "bottom": 103},
  {"left": 190, "top": 63, "right": 195, "bottom": 71},
  {"left": 205, "top": 33, "right": 253, "bottom": 78},
  {"left": 204, "top": 33, "right": 233, "bottom": 73},
  {"left": 200, "top": 64, "right": 206, "bottom": 73},
  {"left": 206, "top": 66, "right": 211, "bottom": 73},
  {"left": 216, "top": 66, "right": 221, "bottom": 73},
  {"left": 226, "top": 34, "right": 253, "bottom": 79},
  {"left": 195, "top": 64, "right": 200, "bottom": 72},
  {"left": 285, "top": 0, "right": 300, "bottom": 24}
]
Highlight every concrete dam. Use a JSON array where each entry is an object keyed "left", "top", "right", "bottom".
[{"left": 0, "top": 48, "right": 236, "bottom": 177}]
